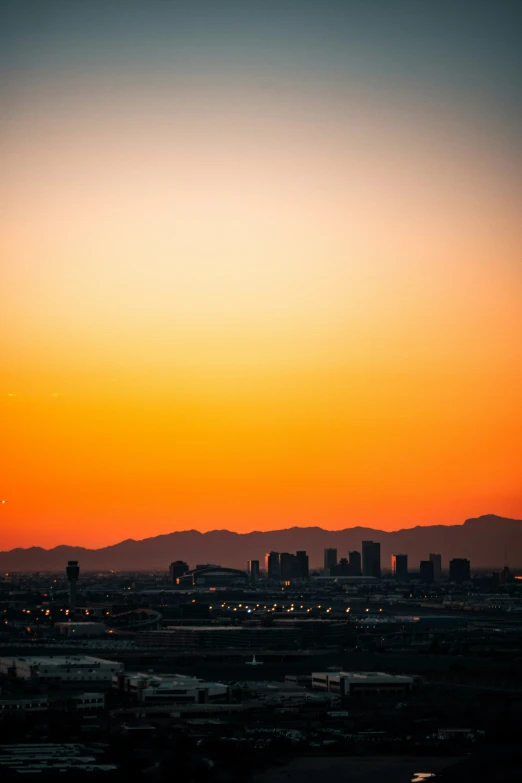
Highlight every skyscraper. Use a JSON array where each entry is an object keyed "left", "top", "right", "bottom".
[
  {"left": 429, "top": 553, "right": 442, "bottom": 583},
  {"left": 362, "top": 541, "right": 381, "bottom": 578},
  {"left": 295, "top": 551, "right": 309, "bottom": 580},
  {"left": 169, "top": 560, "right": 189, "bottom": 584},
  {"left": 324, "top": 548, "right": 338, "bottom": 575},
  {"left": 265, "top": 551, "right": 280, "bottom": 580},
  {"left": 247, "top": 559, "right": 260, "bottom": 583},
  {"left": 348, "top": 550, "right": 362, "bottom": 576},
  {"left": 419, "top": 560, "right": 435, "bottom": 583},
  {"left": 449, "top": 558, "right": 471, "bottom": 583},
  {"left": 280, "top": 552, "right": 294, "bottom": 581},
  {"left": 391, "top": 553, "right": 408, "bottom": 581}
]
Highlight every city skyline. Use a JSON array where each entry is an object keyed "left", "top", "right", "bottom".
[
  {"left": 2, "top": 0, "right": 522, "bottom": 550},
  {"left": 0, "top": 513, "right": 520, "bottom": 572}
]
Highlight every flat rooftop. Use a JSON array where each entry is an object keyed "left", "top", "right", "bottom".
[
  {"left": 314, "top": 671, "right": 413, "bottom": 682},
  {"left": 1, "top": 655, "right": 119, "bottom": 666},
  {"left": 161, "top": 626, "right": 295, "bottom": 632}
]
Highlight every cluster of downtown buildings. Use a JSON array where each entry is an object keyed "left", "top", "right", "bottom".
[
  {"left": 167, "top": 542, "right": 472, "bottom": 589},
  {"left": 250, "top": 544, "right": 471, "bottom": 585}
]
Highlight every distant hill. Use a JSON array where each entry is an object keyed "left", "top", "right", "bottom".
[{"left": 0, "top": 515, "right": 521, "bottom": 571}]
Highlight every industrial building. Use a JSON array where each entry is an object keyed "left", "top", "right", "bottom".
[
  {"left": 311, "top": 671, "right": 414, "bottom": 697},
  {"left": 0, "top": 743, "right": 117, "bottom": 774},
  {"left": 137, "top": 625, "right": 299, "bottom": 649},
  {"left": 0, "top": 693, "right": 105, "bottom": 714},
  {"left": 113, "top": 672, "right": 228, "bottom": 704},
  {"left": 138, "top": 619, "right": 354, "bottom": 649},
  {"left": 0, "top": 655, "right": 123, "bottom": 683},
  {"left": 55, "top": 621, "right": 107, "bottom": 638}
]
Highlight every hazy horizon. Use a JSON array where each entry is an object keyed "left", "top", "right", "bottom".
[
  {"left": 2, "top": 1, "right": 522, "bottom": 550},
  {"left": 1, "top": 512, "right": 516, "bottom": 553}
]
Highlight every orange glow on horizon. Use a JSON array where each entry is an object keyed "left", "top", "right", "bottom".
[{"left": 2, "top": 11, "right": 522, "bottom": 551}]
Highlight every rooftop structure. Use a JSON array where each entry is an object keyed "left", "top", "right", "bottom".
[
  {"left": 0, "top": 655, "right": 123, "bottom": 682},
  {"left": 312, "top": 671, "right": 414, "bottom": 697},
  {"left": 137, "top": 625, "right": 300, "bottom": 650},
  {"left": 113, "top": 671, "right": 228, "bottom": 704},
  {"left": 55, "top": 622, "right": 107, "bottom": 638},
  {"left": 0, "top": 693, "right": 104, "bottom": 714},
  {"left": 0, "top": 743, "right": 116, "bottom": 774},
  {"left": 138, "top": 621, "right": 354, "bottom": 649}
]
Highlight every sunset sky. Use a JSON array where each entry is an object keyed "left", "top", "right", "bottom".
[{"left": 2, "top": 0, "right": 522, "bottom": 550}]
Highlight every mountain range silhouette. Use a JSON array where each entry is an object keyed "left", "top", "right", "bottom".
[{"left": 1, "top": 515, "right": 521, "bottom": 572}]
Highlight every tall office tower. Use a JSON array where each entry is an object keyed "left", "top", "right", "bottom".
[
  {"left": 66, "top": 560, "right": 80, "bottom": 613},
  {"left": 265, "top": 551, "right": 280, "bottom": 580},
  {"left": 371, "top": 542, "right": 381, "bottom": 578},
  {"left": 295, "top": 551, "right": 309, "bottom": 580},
  {"left": 362, "top": 541, "right": 381, "bottom": 578},
  {"left": 169, "top": 560, "right": 189, "bottom": 584},
  {"left": 348, "top": 550, "right": 362, "bottom": 576},
  {"left": 247, "top": 560, "right": 260, "bottom": 583},
  {"left": 449, "top": 558, "right": 471, "bottom": 583},
  {"left": 324, "top": 548, "right": 338, "bottom": 575},
  {"left": 280, "top": 552, "right": 294, "bottom": 581},
  {"left": 419, "top": 560, "right": 435, "bottom": 583},
  {"left": 391, "top": 553, "right": 408, "bottom": 581},
  {"left": 429, "top": 553, "right": 442, "bottom": 583}
]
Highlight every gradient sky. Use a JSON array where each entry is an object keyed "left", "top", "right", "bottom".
[{"left": 2, "top": 0, "right": 522, "bottom": 550}]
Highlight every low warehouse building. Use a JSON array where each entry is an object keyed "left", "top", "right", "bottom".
[
  {"left": 311, "top": 671, "right": 413, "bottom": 697},
  {"left": 0, "top": 655, "right": 123, "bottom": 683}
]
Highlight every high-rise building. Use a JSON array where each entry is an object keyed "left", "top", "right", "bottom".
[
  {"left": 169, "top": 561, "right": 189, "bottom": 584},
  {"left": 247, "top": 560, "right": 260, "bottom": 583},
  {"left": 429, "top": 553, "right": 442, "bottom": 583},
  {"left": 391, "top": 554, "right": 408, "bottom": 581},
  {"left": 419, "top": 560, "right": 435, "bottom": 583},
  {"left": 348, "top": 550, "right": 361, "bottom": 576},
  {"left": 265, "top": 551, "right": 280, "bottom": 580},
  {"left": 295, "top": 551, "right": 309, "bottom": 580},
  {"left": 324, "top": 548, "right": 338, "bottom": 575},
  {"left": 66, "top": 560, "right": 80, "bottom": 613},
  {"left": 362, "top": 541, "right": 381, "bottom": 578},
  {"left": 333, "top": 558, "right": 350, "bottom": 576},
  {"left": 449, "top": 558, "right": 471, "bottom": 583},
  {"left": 280, "top": 553, "right": 294, "bottom": 582}
]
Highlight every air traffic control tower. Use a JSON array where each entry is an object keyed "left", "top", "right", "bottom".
[{"left": 66, "top": 560, "right": 80, "bottom": 613}]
